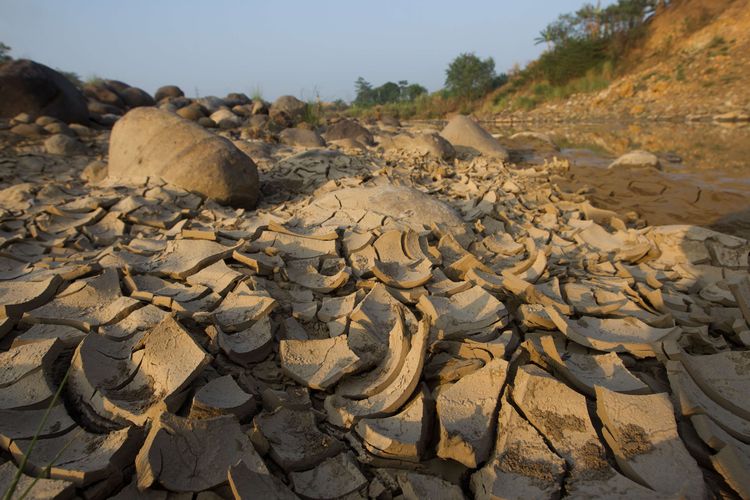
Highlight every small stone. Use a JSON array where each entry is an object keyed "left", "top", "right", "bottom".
[{"left": 44, "top": 133, "right": 86, "bottom": 155}]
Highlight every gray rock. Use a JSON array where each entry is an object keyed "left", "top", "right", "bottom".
[
  {"left": 608, "top": 150, "right": 662, "bottom": 170},
  {"left": 210, "top": 108, "right": 243, "bottom": 129},
  {"left": 44, "top": 134, "right": 87, "bottom": 155},
  {"left": 440, "top": 115, "right": 509, "bottom": 160},
  {"left": 83, "top": 83, "right": 124, "bottom": 109},
  {"left": 279, "top": 127, "right": 325, "bottom": 148},
  {"left": 198, "top": 116, "right": 217, "bottom": 128},
  {"left": 176, "top": 104, "right": 206, "bottom": 121},
  {"left": 251, "top": 99, "right": 269, "bottom": 115},
  {"left": 154, "top": 85, "right": 184, "bottom": 102},
  {"left": 12, "top": 112, "right": 33, "bottom": 124},
  {"left": 81, "top": 160, "right": 108, "bottom": 183},
  {"left": 108, "top": 107, "right": 259, "bottom": 208},
  {"left": 43, "top": 122, "right": 74, "bottom": 136},
  {"left": 0, "top": 59, "right": 89, "bottom": 123},
  {"left": 224, "top": 92, "right": 251, "bottom": 107},
  {"left": 196, "top": 96, "right": 225, "bottom": 114},
  {"left": 119, "top": 86, "right": 155, "bottom": 108},
  {"left": 381, "top": 132, "right": 455, "bottom": 160},
  {"left": 10, "top": 123, "right": 46, "bottom": 138},
  {"left": 247, "top": 115, "right": 269, "bottom": 129},
  {"left": 325, "top": 118, "right": 374, "bottom": 146},
  {"left": 87, "top": 99, "right": 122, "bottom": 116},
  {"left": 269, "top": 95, "right": 307, "bottom": 126}
]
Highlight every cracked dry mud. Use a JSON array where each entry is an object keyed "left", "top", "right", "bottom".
[{"left": 1, "top": 113, "right": 750, "bottom": 500}]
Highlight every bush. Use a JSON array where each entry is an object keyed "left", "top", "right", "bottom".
[
  {"left": 533, "top": 37, "right": 609, "bottom": 85},
  {"left": 445, "top": 53, "right": 497, "bottom": 101}
]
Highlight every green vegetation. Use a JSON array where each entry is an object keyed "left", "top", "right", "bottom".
[
  {"left": 84, "top": 74, "right": 104, "bottom": 86},
  {"left": 353, "top": 77, "right": 427, "bottom": 107},
  {"left": 250, "top": 85, "right": 263, "bottom": 102},
  {"left": 303, "top": 99, "right": 323, "bottom": 127},
  {"left": 0, "top": 42, "right": 11, "bottom": 64},
  {"left": 444, "top": 53, "right": 506, "bottom": 101},
  {"left": 349, "top": 52, "right": 507, "bottom": 119},
  {"left": 486, "top": 0, "right": 673, "bottom": 112}
]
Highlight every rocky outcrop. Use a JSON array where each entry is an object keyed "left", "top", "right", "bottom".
[
  {"left": 325, "top": 118, "right": 374, "bottom": 146},
  {"left": 0, "top": 59, "right": 89, "bottom": 123},
  {"left": 269, "top": 95, "right": 307, "bottom": 126},
  {"left": 440, "top": 115, "right": 509, "bottom": 160},
  {"left": 108, "top": 107, "right": 260, "bottom": 208}
]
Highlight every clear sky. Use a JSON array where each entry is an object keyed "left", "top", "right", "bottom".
[{"left": 0, "top": 0, "right": 614, "bottom": 101}]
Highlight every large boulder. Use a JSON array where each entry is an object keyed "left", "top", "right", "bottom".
[
  {"left": 279, "top": 127, "right": 326, "bottom": 148},
  {"left": 0, "top": 59, "right": 89, "bottom": 123},
  {"left": 154, "top": 85, "right": 184, "bottom": 102},
  {"left": 325, "top": 119, "right": 373, "bottom": 146},
  {"left": 269, "top": 96, "right": 307, "bottom": 126},
  {"left": 439, "top": 115, "right": 509, "bottom": 160},
  {"left": 380, "top": 132, "right": 455, "bottom": 161},
  {"left": 108, "top": 107, "right": 259, "bottom": 208},
  {"left": 118, "top": 86, "right": 155, "bottom": 108},
  {"left": 608, "top": 150, "right": 662, "bottom": 170}
]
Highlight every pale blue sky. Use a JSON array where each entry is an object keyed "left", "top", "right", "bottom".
[{"left": 0, "top": 0, "right": 614, "bottom": 101}]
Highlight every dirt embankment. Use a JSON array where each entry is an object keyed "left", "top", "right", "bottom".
[{"left": 492, "top": 0, "right": 750, "bottom": 122}]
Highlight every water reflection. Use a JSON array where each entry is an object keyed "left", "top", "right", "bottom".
[{"left": 488, "top": 121, "right": 750, "bottom": 238}]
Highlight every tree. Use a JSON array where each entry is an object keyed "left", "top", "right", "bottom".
[
  {"left": 373, "top": 81, "right": 400, "bottom": 104},
  {"left": 354, "top": 77, "right": 373, "bottom": 106},
  {"left": 445, "top": 53, "right": 496, "bottom": 101},
  {"left": 0, "top": 42, "right": 12, "bottom": 64},
  {"left": 403, "top": 83, "right": 427, "bottom": 101}
]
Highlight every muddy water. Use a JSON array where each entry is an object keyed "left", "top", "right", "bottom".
[{"left": 488, "top": 121, "right": 750, "bottom": 239}]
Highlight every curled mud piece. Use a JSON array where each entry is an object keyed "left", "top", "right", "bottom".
[
  {"left": 336, "top": 310, "right": 408, "bottom": 399},
  {"left": 24, "top": 268, "right": 139, "bottom": 331},
  {"left": 595, "top": 386, "right": 705, "bottom": 500},
  {"left": 280, "top": 336, "right": 362, "bottom": 390},
  {"left": 190, "top": 375, "right": 256, "bottom": 420},
  {"left": 546, "top": 306, "right": 679, "bottom": 357},
  {"left": 665, "top": 360, "right": 750, "bottom": 443},
  {"left": 0, "top": 274, "right": 62, "bottom": 318},
  {"left": 512, "top": 364, "right": 673, "bottom": 498},
  {"left": 250, "top": 229, "right": 337, "bottom": 260},
  {"left": 397, "top": 471, "right": 466, "bottom": 500},
  {"left": 285, "top": 257, "right": 350, "bottom": 293},
  {"left": 418, "top": 286, "right": 508, "bottom": 338},
  {"left": 0, "top": 338, "right": 62, "bottom": 410},
  {"left": 228, "top": 460, "right": 298, "bottom": 500},
  {"left": 150, "top": 238, "right": 244, "bottom": 279},
  {"left": 69, "top": 315, "right": 211, "bottom": 426},
  {"left": 471, "top": 391, "right": 565, "bottom": 500},
  {"left": 136, "top": 413, "right": 268, "bottom": 493},
  {"left": 9, "top": 425, "right": 143, "bottom": 487},
  {"left": 217, "top": 315, "right": 274, "bottom": 366},
  {"left": 525, "top": 333, "right": 649, "bottom": 397},
  {"left": 436, "top": 357, "right": 508, "bottom": 468},
  {"left": 690, "top": 413, "right": 750, "bottom": 499},
  {"left": 325, "top": 319, "right": 429, "bottom": 428},
  {"left": 254, "top": 406, "right": 344, "bottom": 472},
  {"left": 355, "top": 385, "right": 431, "bottom": 462},
  {"left": 195, "top": 282, "right": 276, "bottom": 332},
  {"left": 288, "top": 452, "right": 367, "bottom": 499}
]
